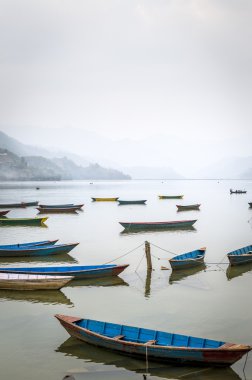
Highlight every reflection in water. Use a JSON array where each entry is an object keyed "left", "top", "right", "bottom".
[
  {"left": 145, "top": 269, "right": 152, "bottom": 298},
  {"left": 67, "top": 276, "right": 128, "bottom": 288},
  {"left": 226, "top": 263, "right": 252, "bottom": 280},
  {"left": 169, "top": 265, "right": 206, "bottom": 284},
  {"left": 57, "top": 338, "right": 241, "bottom": 380},
  {"left": 0, "top": 289, "right": 73, "bottom": 306},
  {"left": 120, "top": 227, "right": 196, "bottom": 235},
  {"left": 0, "top": 254, "right": 78, "bottom": 265}
]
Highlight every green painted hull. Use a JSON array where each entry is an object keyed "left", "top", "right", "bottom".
[{"left": 0, "top": 217, "right": 48, "bottom": 226}]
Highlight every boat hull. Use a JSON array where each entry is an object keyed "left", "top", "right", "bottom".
[
  {"left": 39, "top": 204, "right": 83, "bottom": 209},
  {"left": 37, "top": 207, "right": 79, "bottom": 213},
  {"left": 176, "top": 204, "right": 201, "bottom": 211},
  {"left": 55, "top": 315, "right": 250, "bottom": 367},
  {"left": 0, "top": 240, "right": 58, "bottom": 250},
  {"left": 159, "top": 195, "right": 183, "bottom": 199},
  {"left": 0, "top": 210, "right": 10, "bottom": 216},
  {"left": 0, "top": 264, "right": 129, "bottom": 278},
  {"left": 0, "top": 243, "right": 78, "bottom": 257},
  {"left": 0, "top": 274, "right": 72, "bottom": 290},
  {"left": 170, "top": 256, "right": 205, "bottom": 270},
  {"left": 249, "top": 203, "right": 252, "bottom": 208},
  {"left": 118, "top": 200, "right": 146, "bottom": 205},
  {"left": 0, "top": 217, "right": 48, "bottom": 226},
  {"left": 92, "top": 198, "right": 119, "bottom": 202},
  {"left": 120, "top": 220, "right": 197, "bottom": 230},
  {"left": 227, "top": 245, "right": 252, "bottom": 266}
]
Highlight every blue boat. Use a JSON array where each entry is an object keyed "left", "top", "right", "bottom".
[
  {"left": 227, "top": 245, "right": 252, "bottom": 266},
  {"left": 0, "top": 264, "right": 129, "bottom": 279},
  {"left": 0, "top": 240, "right": 58, "bottom": 250},
  {"left": 55, "top": 314, "right": 251, "bottom": 367},
  {"left": 169, "top": 248, "right": 206, "bottom": 270},
  {"left": 0, "top": 242, "right": 79, "bottom": 257}
]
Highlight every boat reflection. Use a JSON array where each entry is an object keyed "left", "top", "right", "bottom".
[
  {"left": 67, "top": 276, "right": 128, "bottom": 288},
  {"left": 57, "top": 338, "right": 242, "bottom": 380},
  {"left": 226, "top": 263, "right": 252, "bottom": 280},
  {"left": 0, "top": 289, "right": 73, "bottom": 305},
  {"left": 0, "top": 254, "right": 78, "bottom": 265},
  {"left": 169, "top": 264, "right": 206, "bottom": 284},
  {"left": 121, "top": 227, "right": 196, "bottom": 235}
]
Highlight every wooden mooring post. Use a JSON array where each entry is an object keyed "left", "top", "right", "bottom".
[{"left": 145, "top": 241, "right": 152, "bottom": 270}]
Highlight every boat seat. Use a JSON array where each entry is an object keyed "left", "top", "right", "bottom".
[
  {"left": 114, "top": 335, "right": 124, "bottom": 340},
  {"left": 145, "top": 340, "right": 156, "bottom": 345}
]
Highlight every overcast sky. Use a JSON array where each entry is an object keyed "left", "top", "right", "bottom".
[{"left": 0, "top": 0, "right": 251, "bottom": 144}]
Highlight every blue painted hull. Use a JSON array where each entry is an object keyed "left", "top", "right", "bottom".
[
  {"left": 118, "top": 200, "right": 146, "bottom": 205},
  {"left": 169, "top": 248, "right": 206, "bottom": 270},
  {"left": 0, "top": 264, "right": 128, "bottom": 278},
  {"left": 0, "top": 240, "right": 58, "bottom": 250},
  {"left": 227, "top": 245, "right": 252, "bottom": 266},
  {"left": 0, "top": 243, "right": 78, "bottom": 257},
  {"left": 55, "top": 315, "right": 251, "bottom": 367}
]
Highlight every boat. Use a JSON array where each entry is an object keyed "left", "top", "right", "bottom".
[
  {"left": 118, "top": 200, "right": 147, "bottom": 205},
  {"left": 0, "top": 273, "right": 73, "bottom": 290},
  {"left": 55, "top": 314, "right": 251, "bottom": 367},
  {"left": 0, "top": 240, "right": 58, "bottom": 249},
  {"left": 119, "top": 220, "right": 197, "bottom": 230},
  {"left": 0, "top": 202, "right": 26, "bottom": 208},
  {"left": 176, "top": 204, "right": 201, "bottom": 211},
  {"left": 37, "top": 206, "right": 82, "bottom": 213},
  {"left": 0, "top": 210, "right": 10, "bottom": 217},
  {"left": 0, "top": 217, "right": 48, "bottom": 226},
  {"left": 159, "top": 195, "right": 184, "bottom": 199},
  {"left": 22, "top": 201, "right": 39, "bottom": 206},
  {"left": 230, "top": 189, "right": 246, "bottom": 194},
  {"left": 39, "top": 204, "right": 83, "bottom": 209},
  {"left": 169, "top": 248, "right": 206, "bottom": 270},
  {"left": 91, "top": 197, "right": 119, "bottom": 202},
  {"left": 227, "top": 245, "right": 252, "bottom": 266},
  {"left": 0, "top": 242, "right": 79, "bottom": 257},
  {"left": 0, "top": 264, "right": 129, "bottom": 279},
  {"left": 0, "top": 201, "right": 38, "bottom": 208},
  {"left": 249, "top": 203, "right": 252, "bottom": 208}
]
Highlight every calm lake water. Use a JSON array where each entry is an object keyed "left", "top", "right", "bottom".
[{"left": 0, "top": 179, "right": 252, "bottom": 380}]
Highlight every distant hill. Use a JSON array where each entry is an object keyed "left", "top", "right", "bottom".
[{"left": 196, "top": 156, "right": 252, "bottom": 179}]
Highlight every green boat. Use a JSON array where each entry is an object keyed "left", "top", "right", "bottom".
[
  {"left": 0, "top": 217, "right": 48, "bottom": 226},
  {"left": 118, "top": 200, "right": 146, "bottom": 205}
]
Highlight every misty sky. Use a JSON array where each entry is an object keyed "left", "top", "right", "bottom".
[{"left": 0, "top": 0, "right": 252, "bottom": 145}]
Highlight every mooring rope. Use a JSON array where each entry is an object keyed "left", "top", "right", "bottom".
[
  {"left": 103, "top": 242, "right": 144, "bottom": 264},
  {"left": 149, "top": 242, "right": 177, "bottom": 256},
  {"left": 135, "top": 252, "right": 146, "bottom": 272}
]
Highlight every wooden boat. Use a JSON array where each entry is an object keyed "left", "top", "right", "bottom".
[
  {"left": 0, "top": 217, "right": 48, "bottom": 226},
  {"left": 0, "top": 202, "right": 26, "bottom": 208},
  {"left": 0, "top": 201, "right": 38, "bottom": 208},
  {"left": 169, "top": 248, "right": 206, "bottom": 270},
  {"left": 91, "top": 197, "right": 119, "bottom": 202},
  {"left": 0, "top": 242, "right": 79, "bottom": 257},
  {"left": 39, "top": 204, "right": 83, "bottom": 209},
  {"left": 0, "top": 210, "right": 10, "bottom": 216},
  {"left": 119, "top": 220, "right": 197, "bottom": 230},
  {"left": 159, "top": 195, "right": 184, "bottom": 199},
  {"left": 249, "top": 203, "right": 252, "bottom": 208},
  {"left": 0, "top": 264, "right": 129, "bottom": 279},
  {"left": 230, "top": 189, "right": 246, "bottom": 194},
  {"left": 55, "top": 314, "right": 251, "bottom": 367},
  {"left": 37, "top": 206, "right": 81, "bottom": 213},
  {"left": 0, "top": 240, "right": 58, "bottom": 250},
  {"left": 227, "top": 245, "right": 252, "bottom": 266},
  {"left": 0, "top": 273, "right": 73, "bottom": 290},
  {"left": 22, "top": 201, "right": 39, "bottom": 206},
  {"left": 118, "top": 200, "right": 146, "bottom": 205},
  {"left": 176, "top": 204, "right": 201, "bottom": 211}
]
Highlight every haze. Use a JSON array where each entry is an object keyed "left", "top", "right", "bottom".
[{"left": 0, "top": 0, "right": 251, "bottom": 176}]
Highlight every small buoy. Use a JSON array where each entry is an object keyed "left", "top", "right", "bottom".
[{"left": 36, "top": 187, "right": 40, "bottom": 190}]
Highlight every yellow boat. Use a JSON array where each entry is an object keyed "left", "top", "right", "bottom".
[{"left": 91, "top": 197, "right": 119, "bottom": 202}]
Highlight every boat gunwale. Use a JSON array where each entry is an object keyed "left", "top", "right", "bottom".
[{"left": 0, "top": 242, "right": 79, "bottom": 253}]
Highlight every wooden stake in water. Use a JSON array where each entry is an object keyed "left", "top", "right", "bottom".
[{"left": 145, "top": 241, "right": 152, "bottom": 270}]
